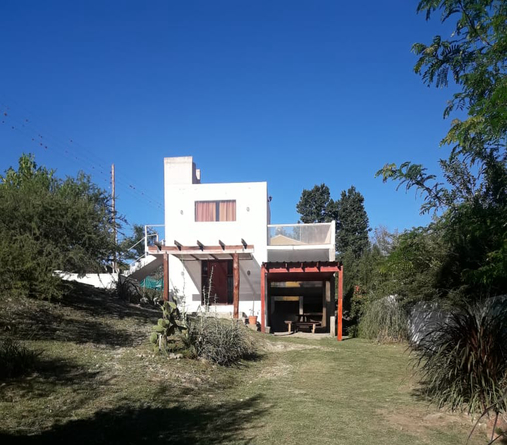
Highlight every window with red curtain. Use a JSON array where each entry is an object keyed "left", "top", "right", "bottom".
[{"left": 195, "top": 200, "right": 236, "bottom": 222}]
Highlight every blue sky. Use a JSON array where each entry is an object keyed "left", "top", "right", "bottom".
[{"left": 1, "top": 1, "right": 456, "bottom": 239}]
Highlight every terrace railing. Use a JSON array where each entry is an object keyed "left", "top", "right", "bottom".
[{"left": 267, "top": 222, "right": 334, "bottom": 246}]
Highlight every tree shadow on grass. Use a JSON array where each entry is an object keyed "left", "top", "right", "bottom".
[
  {"left": 0, "top": 394, "right": 267, "bottom": 445},
  {"left": 0, "top": 353, "right": 104, "bottom": 402},
  {"left": 410, "top": 381, "right": 439, "bottom": 405},
  {"left": 61, "top": 281, "right": 160, "bottom": 322},
  {"left": 2, "top": 305, "right": 143, "bottom": 347},
  {"left": 0, "top": 281, "right": 159, "bottom": 347}
]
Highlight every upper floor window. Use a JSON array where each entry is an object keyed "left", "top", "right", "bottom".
[{"left": 195, "top": 200, "right": 236, "bottom": 222}]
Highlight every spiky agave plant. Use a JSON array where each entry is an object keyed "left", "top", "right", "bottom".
[{"left": 412, "top": 297, "right": 507, "bottom": 421}]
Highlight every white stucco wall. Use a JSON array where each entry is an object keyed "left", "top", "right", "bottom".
[
  {"left": 164, "top": 157, "right": 269, "bottom": 315},
  {"left": 163, "top": 156, "right": 200, "bottom": 185},
  {"left": 56, "top": 272, "right": 118, "bottom": 289}
]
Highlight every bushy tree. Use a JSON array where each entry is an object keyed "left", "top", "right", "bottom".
[{"left": 0, "top": 154, "right": 120, "bottom": 299}]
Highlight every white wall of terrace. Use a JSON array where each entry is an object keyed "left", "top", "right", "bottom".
[{"left": 267, "top": 222, "right": 336, "bottom": 262}]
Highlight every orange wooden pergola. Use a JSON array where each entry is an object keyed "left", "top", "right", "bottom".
[{"left": 260, "top": 261, "right": 344, "bottom": 340}]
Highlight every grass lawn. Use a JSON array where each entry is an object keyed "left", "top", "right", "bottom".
[{"left": 0, "top": 284, "right": 485, "bottom": 444}]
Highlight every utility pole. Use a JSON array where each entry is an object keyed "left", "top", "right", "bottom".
[{"left": 111, "top": 164, "right": 117, "bottom": 273}]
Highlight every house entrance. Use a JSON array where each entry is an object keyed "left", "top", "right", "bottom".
[{"left": 201, "top": 260, "right": 233, "bottom": 304}]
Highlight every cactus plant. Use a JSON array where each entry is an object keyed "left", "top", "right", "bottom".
[{"left": 150, "top": 301, "right": 187, "bottom": 353}]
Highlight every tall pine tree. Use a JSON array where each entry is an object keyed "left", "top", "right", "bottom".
[
  {"left": 296, "top": 183, "right": 370, "bottom": 257},
  {"left": 335, "top": 186, "right": 370, "bottom": 257},
  {"left": 296, "top": 183, "right": 336, "bottom": 223}
]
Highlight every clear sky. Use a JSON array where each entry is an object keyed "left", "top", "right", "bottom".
[{"left": 1, "top": 1, "right": 456, "bottom": 239}]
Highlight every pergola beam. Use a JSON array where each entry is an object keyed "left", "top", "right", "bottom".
[
  {"left": 265, "top": 263, "right": 339, "bottom": 274},
  {"left": 149, "top": 244, "right": 253, "bottom": 253}
]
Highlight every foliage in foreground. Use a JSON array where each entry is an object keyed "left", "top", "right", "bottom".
[
  {"left": 0, "top": 154, "right": 120, "bottom": 300},
  {"left": 351, "top": 0, "right": 507, "bottom": 343},
  {"left": 184, "top": 316, "right": 256, "bottom": 366},
  {"left": 412, "top": 297, "right": 507, "bottom": 417},
  {"left": 376, "top": 0, "right": 507, "bottom": 301},
  {"left": 0, "top": 339, "right": 41, "bottom": 379}
]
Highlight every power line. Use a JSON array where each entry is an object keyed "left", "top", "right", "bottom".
[
  {"left": 0, "top": 98, "right": 165, "bottom": 207},
  {"left": 0, "top": 100, "right": 165, "bottom": 211}
]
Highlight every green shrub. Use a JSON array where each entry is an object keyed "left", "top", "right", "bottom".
[
  {"left": 412, "top": 297, "right": 507, "bottom": 415},
  {"left": 184, "top": 316, "right": 256, "bottom": 366},
  {"left": 0, "top": 339, "right": 41, "bottom": 379},
  {"left": 358, "top": 296, "right": 408, "bottom": 343}
]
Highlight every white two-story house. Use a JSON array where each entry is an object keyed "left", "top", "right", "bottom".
[{"left": 138, "top": 156, "right": 343, "bottom": 338}]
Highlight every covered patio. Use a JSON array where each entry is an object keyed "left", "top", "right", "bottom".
[{"left": 260, "top": 261, "right": 344, "bottom": 340}]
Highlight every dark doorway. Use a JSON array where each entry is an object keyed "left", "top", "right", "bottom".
[{"left": 270, "top": 299, "right": 299, "bottom": 333}]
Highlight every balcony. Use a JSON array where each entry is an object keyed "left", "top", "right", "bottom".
[{"left": 267, "top": 222, "right": 335, "bottom": 262}]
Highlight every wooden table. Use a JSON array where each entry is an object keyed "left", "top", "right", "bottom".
[{"left": 285, "top": 313, "right": 323, "bottom": 333}]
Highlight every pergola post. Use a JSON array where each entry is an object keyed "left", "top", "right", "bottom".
[
  {"left": 163, "top": 252, "right": 169, "bottom": 301},
  {"left": 260, "top": 263, "right": 266, "bottom": 333},
  {"left": 233, "top": 253, "right": 240, "bottom": 319},
  {"left": 337, "top": 264, "right": 343, "bottom": 341}
]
